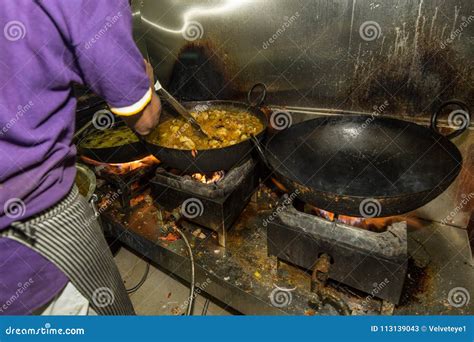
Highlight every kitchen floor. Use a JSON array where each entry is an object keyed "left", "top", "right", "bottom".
[{"left": 114, "top": 247, "right": 232, "bottom": 316}]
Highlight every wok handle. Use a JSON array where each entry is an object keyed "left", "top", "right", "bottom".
[
  {"left": 247, "top": 83, "right": 267, "bottom": 107},
  {"left": 250, "top": 135, "right": 271, "bottom": 169},
  {"left": 431, "top": 99, "right": 471, "bottom": 140}
]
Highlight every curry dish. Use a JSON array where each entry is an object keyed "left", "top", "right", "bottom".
[
  {"left": 147, "top": 109, "right": 264, "bottom": 150},
  {"left": 80, "top": 126, "right": 139, "bottom": 149}
]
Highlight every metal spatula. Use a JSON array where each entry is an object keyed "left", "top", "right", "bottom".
[{"left": 154, "top": 80, "right": 211, "bottom": 139}]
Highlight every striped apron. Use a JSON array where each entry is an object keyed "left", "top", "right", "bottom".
[{"left": 1, "top": 185, "right": 135, "bottom": 315}]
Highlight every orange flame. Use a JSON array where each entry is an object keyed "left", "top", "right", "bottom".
[
  {"left": 311, "top": 207, "right": 423, "bottom": 230},
  {"left": 81, "top": 155, "right": 159, "bottom": 175},
  {"left": 191, "top": 171, "right": 225, "bottom": 184},
  {"left": 271, "top": 178, "right": 289, "bottom": 192}
]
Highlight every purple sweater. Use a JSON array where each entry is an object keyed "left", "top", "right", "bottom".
[{"left": 0, "top": 0, "right": 150, "bottom": 315}]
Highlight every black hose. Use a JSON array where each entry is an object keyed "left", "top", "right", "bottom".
[
  {"left": 201, "top": 299, "right": 210, "bottom": 316},
  {"left": 126, "top": 262, "right": 150, "bottom": 294},
  {"left": 173, "top": 226, "right": 196, "bottom": 316}
]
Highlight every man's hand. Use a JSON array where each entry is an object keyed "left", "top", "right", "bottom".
[
  {"left": 123, "top": 60, "right": 161, "bottom": 136},
  {"left": 125, "top": 92, "right": 161, "bottom": 136}
]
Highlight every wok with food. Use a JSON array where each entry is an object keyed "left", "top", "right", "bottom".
[
  {"left": 148, "top": 109, "right": 265, "bottom": 150},
  {"left": 144, "top": 96, "right": 268, "bottom": 172},
  {"left": 81, "top": 126, "right": 139, "bottom": 148},
  {"left": 78, "top": 122, "right": 149, "bottom": 163}
]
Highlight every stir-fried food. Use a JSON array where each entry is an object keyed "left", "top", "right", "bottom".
[
  {"left": 148, "top": 109, "right": 264, "bottom": 150},
  {"left": 80, "top": 126, "right": 139, "bottom": 149}
]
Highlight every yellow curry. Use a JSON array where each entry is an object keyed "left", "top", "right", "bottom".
[{"left": 147, "top": 109, "right": 264, "bottom": 150}]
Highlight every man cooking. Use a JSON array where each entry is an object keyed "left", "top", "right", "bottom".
[{"left": 0, "top": 0, "right": 161, "bottom": 315}]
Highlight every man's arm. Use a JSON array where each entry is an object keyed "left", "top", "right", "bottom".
[
  {"left": 122, "top": 92, "right": 161, "bottom": 136},
  {"left": 38, "top": 0, "right": 162, "bottom": 134},
  {"left": 112, "top": 60, "right": 161, "bottom": 136}
]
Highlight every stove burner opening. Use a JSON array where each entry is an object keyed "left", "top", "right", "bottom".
[
  {"left": 81, "top": 155, "right": 159, "bottom": 176},
  {"left": 269, "top": 178, "right": 422, "bottom": 231}
]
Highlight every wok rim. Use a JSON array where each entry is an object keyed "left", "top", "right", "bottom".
[{"left": 78, "top": 141, "right": 150, "bottom": 164}]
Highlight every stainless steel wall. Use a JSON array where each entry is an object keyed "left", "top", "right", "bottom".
[
  {"left": 133, "top": 0, "right": 473, "bottom": 229},
  {"left": 134, "top": 0, "right": 473, "bottom": 117}
]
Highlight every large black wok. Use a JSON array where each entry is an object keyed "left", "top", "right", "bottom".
[
  {"left": 255, "top": 100, "right": 470, "bottom": 217},
  {"left": 144, "top": 84, "right": 268, "bottom": 173}
]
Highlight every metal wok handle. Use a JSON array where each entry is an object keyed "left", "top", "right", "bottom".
[
  {"left": 247, "top": 83, "right": 267, "bottom": 107},
  {"left": 250, "top": 135, "right": 271, "bottom": 169},
  {"left": 431, "top": 99, "right": 471, "bottom": 140}
]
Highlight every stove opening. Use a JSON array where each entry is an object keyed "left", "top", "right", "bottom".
[
  {"left": 308, "top": 206, "right": 391, "bottom": 231},
  {"left": 191, "top": 171, "right": 225, "bottom": 184},
  {"left": 270, "top": 178, "right": 422, "bottom": 231},
  {"left": 81, "top": 155, "right": 159, "bottom": 175},
  {"left": 164, "top": 168, "right": 226, "bottom": 185}
]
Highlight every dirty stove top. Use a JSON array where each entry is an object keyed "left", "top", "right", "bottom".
[{"left": 98, "top": 182, "right": 474, "bottom": 316}]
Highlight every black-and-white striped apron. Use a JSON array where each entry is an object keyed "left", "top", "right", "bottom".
[{"left": 1, "top": 185, "right": 135, "bottom": 315}]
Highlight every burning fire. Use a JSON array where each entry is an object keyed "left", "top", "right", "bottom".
[
  {"left": 311, "top": 207, "right": 422, "bottom": 230},
  {"left": 270, "top": 178, "right": 421, "bottom": 230},
  {"left": 81, "top": 155, "right": 159, "bottom": 175},
  {"left": 191, "top": 171, "right": 225, "bottom": 184},
  {"left": 271, "top": 178, "right": 288, "bottom": 192},
  {"left": 312, "top": 207, "right": 387, "bottom": 230}
]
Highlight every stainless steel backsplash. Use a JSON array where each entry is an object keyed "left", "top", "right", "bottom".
[{"left": 133, "top": 0, "right": 473, "bottom": 117}]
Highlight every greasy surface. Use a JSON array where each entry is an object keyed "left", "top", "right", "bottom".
[
  {"left": 148, "top": 109, "right": 264, "bottom": 150},
  {"left": 142, "top": 0, "right": 473, "bottom": 116},
  {"left": 103, "top": 185, "right": 474, "bottom": 315}
]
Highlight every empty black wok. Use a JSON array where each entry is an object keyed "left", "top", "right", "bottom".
[{"left": 254, "top": 100, "right": 470, "bottom": 217}]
